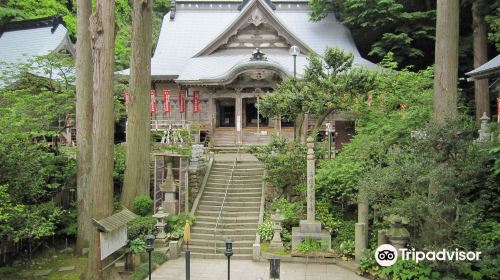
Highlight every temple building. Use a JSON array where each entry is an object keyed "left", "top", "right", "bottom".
[{"left": 123, "top": 0, "right": 376, "bottom": 146}]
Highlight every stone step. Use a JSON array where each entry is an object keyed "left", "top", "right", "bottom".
[
  {"left": 196, "top": 210, "right": 260, "bottom": 217},
  {"left": 198, "top": 205, "right": 260, "bottom": 212},
  {"left": 194, "top": 221, "right": 259, "bottom": 229},
  {"left": 204, "top": 187, "right": 262, "bottom": 193},
  {"left": 196, "top": 216, "right": 258, "bottom": 223},
  {"left": 190, "top": 227, "right": 256, "bottom": 235},
  {"left": 209, "top": 174, "right": 262, "bottom": 180},
  {"left": 191, "top": 232, "right": 256, "bottom": 241},
  {"left": 210, "top": 171, "right": 263, "bottom": 177},
  {"left": 188, "top": 252, "right": 252, "bottom": 260},
  {"left": 212, "top": 167, "right": 264, "bottom": 172},
  {"left": 206, "top": 182, "right": 262, "bottom": 188},
  {"left": 201, "top": 196, "right": 261, "bottom": 203},
  {"left": 198, "top": 201, "right": 260, "bottom": 207},
  {"left": 213, "top": 163, "right": 263, "bottom": 169},
  {"left": 208, "top": 178, "right": 263, "bottom": 184},
  {"left": 189, "top": 239, "right": 255, "bottom": 247},
  {"left": 189, "top": 245, "right": 253, "bottom": 255},
  {"left": 203, "top": 191, "right": 261, "bottom": 198}
]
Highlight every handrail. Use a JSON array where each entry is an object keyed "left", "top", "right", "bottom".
[{"left": 213, "top": 145, "right": 241, "bottom": 254}]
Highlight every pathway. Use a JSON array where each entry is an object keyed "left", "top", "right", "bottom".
[{"left": 150, "top": 257, "right": 366, "bottom": 280}]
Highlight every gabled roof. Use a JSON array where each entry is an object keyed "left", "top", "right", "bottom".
[
  {"left": 0, "top": 17, "right": 75, "bottom": 86},
  {"left": 194, "top": 0, "right": 311, "bottom": 56},
  {"left": 466, "top": 54, "right": 500, "bottom": 80},
  {"left": 0, "top": 16, "right": 74, "bottom": 64},
  {"left": 120, "top": 0, "right": 376, "bottom": 81}
]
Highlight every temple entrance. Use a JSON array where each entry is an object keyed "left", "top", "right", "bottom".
[
  {"left": 216, "top": 99, "right": 235, "bottom": 127},
  {"left": 244, "top": 98, "right": 268, "bottom": 127}
]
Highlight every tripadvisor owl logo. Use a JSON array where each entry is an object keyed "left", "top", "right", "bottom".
[
  {"left": 375, "top": 244, "right": 482, "bottom": 267},
  {"left": 375, "top": 244, "right": 398, "bottom": 266}
]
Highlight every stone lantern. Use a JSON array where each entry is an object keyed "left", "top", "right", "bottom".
[
  {"left": 152, "top": 207, "right": 168, "bottom": 244},
  {"left": 385, "top": 215, "right": 410, "bottom": 252},
  {"left": 269, "top": 209, "right": 284, "bottom": 251}
]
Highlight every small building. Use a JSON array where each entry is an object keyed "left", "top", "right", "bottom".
[
  {"left": 122, "top": 0, "right": 376, "bottom": 146},
  {"left": 466, "top": 53, "right": 500, "bottom": 122}
]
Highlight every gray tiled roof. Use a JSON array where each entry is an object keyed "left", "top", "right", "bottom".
[
  {"left": 466, "top": 54, "right": 500, "bottom": 79},
  {"left": 0, "top": 23, "right": 74, "bottom": 86},
  {"left": 120, "top": 1, "right": 377, "bottom": 80},
  {"left": 0, "top": 25, "right": 71, "bottom": 65},
  {"left": 92, "top": 209, "right": 139, "bottom": 233}
]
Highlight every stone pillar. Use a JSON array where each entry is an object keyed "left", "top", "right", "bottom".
[
  {"left": 306, "top": 136, "right": 315, "bottom": 222},
  {"left": 355, "top": 187, "right": 369, "bottom": 263},
  {"left": 477, "top": 112, "right": 491, "bottom": 142},
  {"left": 235, "top": 91, "right": 242, "bottom": 144},
  {"left": 377, "top": 230, "right": 388, "bottom": 247},
  {"left": 355, "top": 223, "right": 367, "bottom": 262}
]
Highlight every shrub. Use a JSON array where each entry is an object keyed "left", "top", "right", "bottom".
[
  {"left": 132, "top": 196, "right": 153, "bottom": 216},
  {"left": 381, "top": 259, "right": 440, "bottom": 280},
  {"left": 257, "top": 219, "right": 274, "bottom": 242},
  {"left": 128, "top": 238, "right": 146, "bottom": 254},
  {"left": 128, "top": 216, "right": 156, "bottom": 240},
  {"left": 271, "top": 198, "right": 304, "bottom": 229},
  {"left": 295, "top": 237, "right": 324, "bottom": 254}
]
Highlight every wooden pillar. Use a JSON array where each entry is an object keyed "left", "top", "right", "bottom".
[{"left": 235, "top": 90, "right": 242, "bottom": 145}]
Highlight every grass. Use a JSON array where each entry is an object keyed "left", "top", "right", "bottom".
[
  {"left": 0, "top": 251, "right": 87, "bottom": 280},
  {"left": 260, "top": 242, "right": 289, "bottom": 255}
]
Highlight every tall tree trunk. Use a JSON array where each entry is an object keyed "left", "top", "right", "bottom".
[
  {"left": 121, "top": 0, "right": 153, "bottom": 209},
  {"left": 294, "top": 113, "right": 304, "bottom": 142},
  {"left": 472, "top": 0, "right": 490, "bottom": 120},
  {"left": 75, "top": 0, "right": 93, "bottom": 255},
  {"left": 433, "top": 0, "right": 459, "bottom": 123},
  {"left": 87, "top": 0, "right": 116, "bottom": 279}
]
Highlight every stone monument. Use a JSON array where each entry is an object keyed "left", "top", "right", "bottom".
[
  {"left": 476, "top": 112, "right": 491, "bottom": 143},
  {"left": 269, "top": 210, "right": 285, "bottom": 251},
  {"left": 153, "top": 207, "right": 168, "bottom": 246},
  {"left": 291, "top": 137, "right": 331, "bottom": 251}
]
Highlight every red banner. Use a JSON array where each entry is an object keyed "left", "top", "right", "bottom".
[
  {"left": 498, "top": 97, "right": 500, "bottom": 123},
  {"left": 150, "top": 90, "right": 156, "bottom": 113},
  {"left": 163, "top": 90, "right": 170, "bottom": 112},
  {"left": 179, "top": 90, "right": 185, "bottom": 113},
  {"left": 193, "top": 91, "right": 200, "bottom": 113},
  {"left": 124, "top": 91, "right": 129, "bottom": 112}
]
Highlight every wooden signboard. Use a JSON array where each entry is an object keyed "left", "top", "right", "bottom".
[{"left": 100, "top": 226, "right": 127, "bottom": 260}]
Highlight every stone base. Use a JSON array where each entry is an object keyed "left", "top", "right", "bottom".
[
  {"left": 269, "top": 241, "right": 285, "bottom": 252},
  {"left": 154, "top": 237, "right": 168, "bottom": 248},
  {"left": 299, "top": 220, "right": 321, "bottom": 233},
  {"left": 291, "top": 226, "right": 331, "bottom": 251}
]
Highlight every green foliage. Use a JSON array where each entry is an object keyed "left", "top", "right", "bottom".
[
  {"left": 166, "top": 213, "right": 196, "bottom": 240},
  {"left": 257, "top": 219, "right": 274, "bottom": 242},
  {"left": 338, "top": 240, "right": 355, "bottom": 260},
  {"left": 127, "top": 216, "right": 156, "bottom": 241},
  {"left": 270, "top": 198, "right": 304, "bottom": 229},
  {"left": 357, "top": 249, "right": 382, "bottom": 277},
  {"left": 132, "top": 196, "right": 153, "bottom": 216},
  {"left": 259, "top": 48, "right": 376, "bottom": 132},
  {"left": 128, "top": 238, "right": 146, "bottom": 254},
  {"left": 381, "top": 259, "right": 440, "bottom": 280},
  {"left": 113, "top": 144, "right": 126, "bottom": 188},
  {"left": 248, "top": 136, "right": 306, "bottom": 195},
  {"left": 486, "top": 8, "right": 500, "bottom": 51},
  {"left": 315, "top": 201, "right": 337, "bottom": 231},
  {"left": 309, "top": 0, "right": 435, "bottom": 67},
  {"left": 295, "top": 237, "right": 326, "bottom": 254}
]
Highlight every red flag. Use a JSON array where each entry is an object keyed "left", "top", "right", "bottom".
[
  {"left": 124, "top": 91, "right": 129, "bottom": 112},
  {"left": 497, "top": 98, "right": 500, "bottom": 123},
  {"left": 193, "top": 91, "right": 200, "bottom": 113},
  {"left": 150, "top": 90, "right": 157, "bottom": 113},
  {"left": 163, "top": 90, "right": 170, "bottom": 112},
  {"left": 179, "top": 90, "right": 185, "bottom": 113}
]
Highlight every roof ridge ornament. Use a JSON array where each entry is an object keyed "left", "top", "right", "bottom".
[
  {"left": 251, "top": 48, "right": 267, "bottom": 61},
  {"left": 170, "top": 0, "right": 176, "bottom": 20}
]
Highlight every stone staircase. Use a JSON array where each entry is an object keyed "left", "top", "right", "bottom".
[{"left": 188, "top": 160, "right": 264, "bottom": 259}]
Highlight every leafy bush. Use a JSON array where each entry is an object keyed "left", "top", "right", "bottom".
[
  {"left": 127, "top": 216, "right": 156, "bottom": 241},
  {"left": 248, "top": 136, "right": 306, "bottom": 196},
  {"left": 295, "top": 237, "right": 325, "bottom": 254},
  {"left": 166, "top": 213, "right": 196, "bottom": 240},
  {"left": 270, "top": 198, "right": 304, "bottom": 230},
  {"left": 132, "top": 196, "right": 153, "bottom": 216},
  {"left": 338, "top": 240, "right": 355, "bottom": 260},
  {"left": 128, "top": 238, "right": 146, "bottom": 254},
  {"left": 381, "top": 259, "right": 440, "bottom": 280},
  {"left": 357, "top": 249, "right": 382, "bottom": 278},
  {"left": 130, "top": 252, "right": 168, "bottom": 280},
  {"left": 257, "top": 219, "right": 274, "bottom": 242}
]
